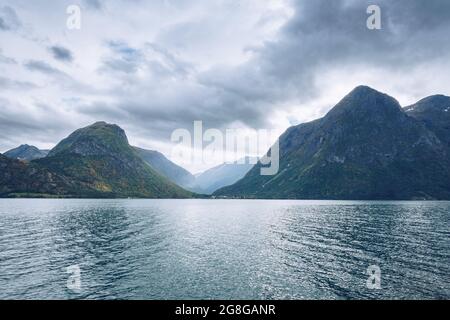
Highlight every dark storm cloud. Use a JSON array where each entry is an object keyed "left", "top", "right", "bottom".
[
  {"left": 0, "top": 6, "right": 20, "bottom": 31},
  {"left": 77, "top": 0, "right": 450, "bottom": 144},
  {"left": 49, "top": 45, "right": 73, "bottom": 62},
  {"left": 83, "top": 0, "right": 103, "bottom": 10},
  {"left": 278, "top": 0, "right": 450, "bottom": 68},
  {"left": 192, "top": 0, "right": 450, "bottom": 127},
  {"left": 24, "top": 60, "right": 65, "bottom": 75}
]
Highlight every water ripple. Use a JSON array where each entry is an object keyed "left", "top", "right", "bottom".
[{"left": 0, "top": 199, "right": 448, "bottom": 299}]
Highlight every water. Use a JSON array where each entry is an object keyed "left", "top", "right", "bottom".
[{"left": 0, "top": 199, "right": 448, "bottom": 300}]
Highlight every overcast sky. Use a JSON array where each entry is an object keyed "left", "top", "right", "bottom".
[{"left": 1, "top": 0, "right": 450, "bottom": 172}]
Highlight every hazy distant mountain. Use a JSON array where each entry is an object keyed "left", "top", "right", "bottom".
[
  {"left": 215, "top": 86, "right": 450, "bottom": 200},
  {"left": 4, "top": 145, "right": 49, "bottom": 161},
  {"left": 1, "top": 122, "right": 192, "bottom": 198},
  {"left": 134, "top": 150, "right": 255, "bottom": 194},
  {"left": 192, "top": 157, "right": 256, "bottom": 194},
  {"left": 134, "top": 147, "right": 196, "bottom": 188}
]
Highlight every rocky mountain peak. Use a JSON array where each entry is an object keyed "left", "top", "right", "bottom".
[
  {"left": 405, "top": 95, "right": 450, "bottom": 113},
  {"left": 48, "top": 121, "right": 130, "bottom": 157},
  {"left": 215, "top": 86, "right": 450, "bottom": 200},
  {"left": 4, "top": 144, "right": 49, "bottom": 161},
  {"left": 405, "top": 95, "right": 450, "bottom": 147},
  {"left": 325, "top": 85, "right": 402, "bottom": 121}
]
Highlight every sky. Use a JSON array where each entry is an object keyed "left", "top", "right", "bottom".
[{"left": 1, "top": 0, "right": 450, "bottom": 173}]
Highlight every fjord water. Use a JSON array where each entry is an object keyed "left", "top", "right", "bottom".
[{"left": 0, "top": 200, "right": 448, "bottom": 300}]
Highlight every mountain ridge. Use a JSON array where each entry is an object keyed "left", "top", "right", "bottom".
[
  {"left": 405, "top": 94, "right": 450, "bottom": 148},
  {"left": 2, "top": 86, "right": 450, "bottom": 200},
  {"left": 133, "top": 146, "right": 196, "bottom": 188},
  {"left": 4, "top": 144, "right": 49, "bottom": 161},
  {"left": 1, "top": 122, "right": 192, "bottom": 198},
  {"left": 215, "top": 86, "right": 450, "bottom": 200}
]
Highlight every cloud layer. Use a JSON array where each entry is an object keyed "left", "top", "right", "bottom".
[
  {"left": 1, "top": 0, "right": 450, "bottom": 172},
  {"left": 49, "top": 45, "right": 73, "bottom": 62}
]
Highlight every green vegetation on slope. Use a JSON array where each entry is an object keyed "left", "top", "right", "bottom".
[
  {"left": 1, "top": 122, "right": 192, "bottom": 198},
  {"left": 215, "top": 86, "right": 450, "bottom": 200}
]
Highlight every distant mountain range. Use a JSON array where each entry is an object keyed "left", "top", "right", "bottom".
[
  {"left": 2, "top": 86, "right": 450, "bottom": 199},
  {"left": 215, "top": 86, "right": 450, "bottom": 200},
  {"left": 4, "top": 145, "right": 49, "bottom": 161},
  {"left": 131, "top": 152, "right": 256, "bottom": 194},
  {"left": 190, "top": 157, "right": 256, "bottom": 195}
]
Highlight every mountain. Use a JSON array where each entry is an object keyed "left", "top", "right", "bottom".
[
  {"left": 192, "top": 157, "right": 256, "bottom": 194},
  {"left": 405, "top": 95, "right": 450, "bottom": 148},
  {"left": 4, "top": 144, "right": 49, "bottom": 161},
  {"left": 133, "top": 147, "right": 255, "bottom": 194},
  {"left": 1, "top": 122, "right": 192, "bottom": 198},
  {"left": 133, "top": 147, "right": 196, "bottom": 188},
  {"left": 215, "top": 86, "right": 450, "bottom": 200},
  {"left": 0, "top": 154, "right": 76, "bottom": 197}
]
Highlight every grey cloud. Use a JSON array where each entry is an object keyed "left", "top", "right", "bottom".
[
  {"left": 79, "top": 79, "right": 271, "bottom": 144},
  {"left": 80, "top": 0, "right": 450, "bottom": 144},
  {"left": 24, "top": 60, "right": 65, "bottom": 75},
  {"left": 0, "top": 50, "right": 16, "bottom": 64},
  {"left": 280, "top": 0, "right": 450, "bottom": 66},
  {"left": 100, "top": 41, "right": 143, "bottom": 74},
  {"left": 76, "top": 101, "right": 129, "bottom": 120},
  {"left": 193, "top": 0, "right": 450, "bottom": 127},
  {"left": 0, "top": 6, "right": 20, "bottom": 31},
  {"left": 83, "top": 0, "right": 103, "bottom": 10},
  {"left": 0, "top": 76, "right": 37, "bottom": 90},
  {"left": 0, "top": 98, "right": 71, "bottom": 152},
  {"left": 3, "top": 0, "right": 450, "bottom": 157},
  {"left": 145, "top": 42, "right": 195, "bottom": 77},
  {"left": 49, "top": 45, "right": 73, "bottom": 62},
  {"left": 91, "top": 43, "right": 254, "bottom": 138},
  {"left": 23, "top": 60, "right": 96, "bottom": 94},
  {"left": 99, "top": 41, "right": 195, "bottom": 78}
]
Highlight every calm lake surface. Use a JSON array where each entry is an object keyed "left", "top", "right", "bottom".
[{"left": 0, "top": 199, "right": 448, "bottom": 300}]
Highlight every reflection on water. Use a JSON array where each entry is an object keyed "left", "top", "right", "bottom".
[{"left": 0, "top": 199, "right": 448, "bottom": 299}]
